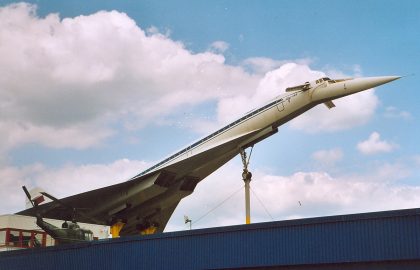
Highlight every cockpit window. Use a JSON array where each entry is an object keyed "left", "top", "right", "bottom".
[
  {"left": 316, "top": 77, "right": 351, "bottom": 85},
  {"left": 316, "top": 77, "right": 331, "bottom": 84},
  {"left": 315, "top": 77, "right": 337, "bottom": 84}
]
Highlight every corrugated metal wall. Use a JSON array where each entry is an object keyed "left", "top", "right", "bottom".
[{"left": 1, "top": 208, "right": 420, "bottom": 270}]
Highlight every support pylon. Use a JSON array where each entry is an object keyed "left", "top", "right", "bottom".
[{"left": 240, "top": 147, "right": 253, "bottom": 224}]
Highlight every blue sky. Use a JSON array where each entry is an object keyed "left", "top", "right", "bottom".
[{"left": 0, "top": 1, "right": 419, "bottom": 231}]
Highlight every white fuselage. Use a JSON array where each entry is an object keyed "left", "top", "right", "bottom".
[
  {"left": 16, "top": 75, "right": 400, "bottom": 235},
  {"left": 137, "top": 76, "right": 400, "bottom": 179}
]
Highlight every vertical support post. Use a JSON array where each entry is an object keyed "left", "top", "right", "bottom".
[
  {"left": 240, "top": 148, "right": 253, "bottom": 225},
  {"left": 244, "top": 176, "right": 251, "bottom": 224}
]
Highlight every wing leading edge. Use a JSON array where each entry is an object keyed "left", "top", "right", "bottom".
[{"left": 17, "top": 126, "right": 277, "bottom": 235}]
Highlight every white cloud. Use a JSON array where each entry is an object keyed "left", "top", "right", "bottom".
[
  {"left": 209, "top": 41, "right": 229, "bottom": 53},
  {"left": 352, "top": 64, "right": 362, "bottom": 77},
  {"left": 384, "top": 106, "right": 412, "bottom": 120},
  {"left": 373, "top": 162, "right": 410, "bottom": 182},
  {"left": 0, "top": 121, "right": 113, "bottom": 153},
  {"left": 311, "top": 148, "right": 343, "bottom": 167},
  {"left": 0, "top": 159, "right": 150, "bottom": 214},
  {"left": 0, "top": 165, "right": 35, "bottom": 213},
  {"left": 242, "top": 57, "right": 312, "bottom": 74},
  {"left": 167, "top": 160, "right": 420, "bottom": 231},
  {"left": 1, "top": 153, "right": 418, "bottom": 232},
  {"left": 357, "top": 132, "right": 398, "bottom": 155},
  {"left": 216, "top": 63, "right": 324, "bottom": 124},
  {"left": 35, "top": 159, "right": 149, "bottom": 197},
  {"left": 284, "top": 64, "right": 383, "bottom": 133},
  {"left": 0, "top": 3, "right": 384, "bottom": 156},
  {"left": 0, "top": 3, "right": 259, "bottom": 153},
  {"left": 242, "top": 57, "right": 285, "bottom": 74},
  {"left": 289, "top": 89, "right": 378, "bottom": 133},
  {"left": 190, "top": 118, "right": 221, "bottom": 135}
]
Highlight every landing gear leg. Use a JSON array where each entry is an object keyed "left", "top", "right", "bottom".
[
  {"left": 240, "top": 147, "right": 253, "bottom": 225},
  {"left": 137, "top": 221, "right": 158, "bottom": 235},
  {"left": 110, "top": 220, "right": 125, "bottom": 238}
]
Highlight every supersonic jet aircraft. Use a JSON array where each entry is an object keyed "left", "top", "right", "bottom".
[{"left": 18, "top": 76, "right": 401, "bottom": 236}]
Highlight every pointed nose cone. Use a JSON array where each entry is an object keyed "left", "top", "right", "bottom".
[
  {"left": 364, "top": 76, "right": 401, "bottom": 87},
  {"left": 346, "top": 76, "right": 401, "bottom": 93}
]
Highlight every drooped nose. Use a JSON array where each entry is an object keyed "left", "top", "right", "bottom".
[
  {"left": 344, "top": 76, "right": 401, "bottom": 93},
  {"left": 310, "top": 75, "right": 401, "bottom": 103}
]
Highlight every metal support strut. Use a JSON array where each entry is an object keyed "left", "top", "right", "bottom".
[{"left": 240, "top": 147, "right": 253, "bottom": 224}]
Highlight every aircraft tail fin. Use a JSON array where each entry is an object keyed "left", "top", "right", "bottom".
[{"left": 25, "top": 187, "right": 52, "bottom": 209}]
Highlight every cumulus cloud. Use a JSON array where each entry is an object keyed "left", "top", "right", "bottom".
[
  {"left": 289, "top": 89, "right": 378, "bottom": 133},
  {"left": 36, "top": 159, "right": 149, "bottom": 196},
  {"left": 357, "top": 132, "right": 398, "bottom": 155},
  {"left": 311, "top": 148, "right": 343, "bottom": 167},
  {"left": 166, "top": 160, "right": 420, "bottom": 231},
  {"left": 2, "top": 154, "right": 417, "bottom": 229},
  {"left": 0, "top": 3, "right": 384, "bottom": 156},
  {"left": 242, "top": 57, "right": 312, "bottom": 74},
  {"left": 1, "top": 152, "right": 416, "bottom": 232},
  {"left": 209, "top": 41, "right": 229, "bottom": 53},
  {"left": 0, "top": 121, "right": 113, "bottom": 153},
  {"left": 352, "top": 64, "right": 363, "bottom": 77},
  {"left": 0, "top": 165, "right": 35, "bottom": 213},
  {"left": 0, "top": 3, "right": 259, "bottom": 153},
  {"left": 0, "top": 159, "right": 149, "bottom": 214},
  {"left": 384, "top": 106, "right": 412, "bottom": 120},
  {"left": 216, "top": 63, "right": 324, "bottom": 124}
]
